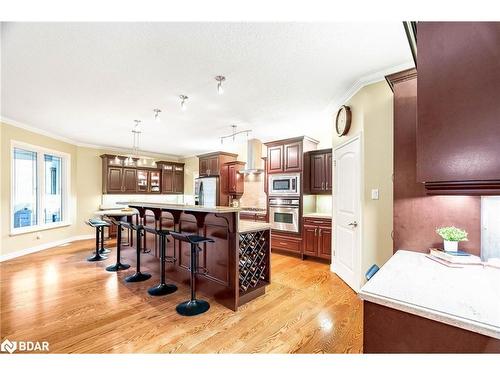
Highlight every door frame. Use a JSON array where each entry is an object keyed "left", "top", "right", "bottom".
[{"left": 331, "top": 133, "right": 363, "bottom": 292}]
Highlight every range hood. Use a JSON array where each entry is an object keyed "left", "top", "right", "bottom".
[{"left": 240, "top": 139, "right": 264, "bottom": 174}]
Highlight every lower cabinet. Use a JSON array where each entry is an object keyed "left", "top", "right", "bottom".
[
  {"left": 271, "top": 234, "right": 302, "bottom": 255},
  {"left": 302, "top": 217, "right": 332, "bottom": 261},
  {"left": 240, "top": 212, "right": 267, "bottom": 222}
]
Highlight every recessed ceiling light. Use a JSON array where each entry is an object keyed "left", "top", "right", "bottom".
[
  {"left": 179, "top": 95, "right": 188, "bottom": 111},
  {"left": 215, "top": 75, "right": 226, "bottom": 95}
]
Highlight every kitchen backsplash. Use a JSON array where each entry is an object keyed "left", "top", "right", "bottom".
[
  {"left": 239, "top": 173, "right": 267, "bottom": 209},
  {"left": 481, "top": 196, "right": 500, "bottom": 261}
]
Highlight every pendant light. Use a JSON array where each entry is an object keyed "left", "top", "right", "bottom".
[
  {"left": 179, "top": 95, "right": 188, "bottom": 111},
  {"left": 153, "top": 108, "right": 162, "bottom": 122},
  {"left": 215, "top": 75, "right": 226, "bottom": 95}
]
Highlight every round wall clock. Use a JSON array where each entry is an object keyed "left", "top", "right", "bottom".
[{"left": 335, "top": 105, "right": 352, "bottom": 137}]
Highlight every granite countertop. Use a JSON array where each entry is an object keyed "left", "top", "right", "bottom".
[
  {"left": 238, "top": 220, "right": 272, "bottom": 234},
  {"left": 303, "top": 212, "right": 332, "bottom": 219},
  {"left": 359, "top": 250, "right": 500, "bottom": 339},
  {"left": 95, "top": 208, "right": 138, "bottom": 216},
  {"left": 118, "top": 202, "right": 241, "bottom": 214},
  {"left": 240, "top": 208, "right": 267, "bottom": 215}
]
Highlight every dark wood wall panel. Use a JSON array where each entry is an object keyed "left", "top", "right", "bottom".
[
  {"left": 364, "top": 301, "right": 500, "bottom": 353},
  {"left": 392, "top": 71, "right": 481, "bottom": 255}
]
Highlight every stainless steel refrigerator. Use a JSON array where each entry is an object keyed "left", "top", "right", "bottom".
[{"left": 194, "top": 176, "right": 219, "bottom": 206}]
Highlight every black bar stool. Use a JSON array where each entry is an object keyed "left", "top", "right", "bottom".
[
  {"left": 169, "top": 232, "right": 214, "bottom": 316},
  {"left": 85, "top": 219, "right": 110, "bottom": 262},
  {"left": 143, "top": 227, "right": 177, "bottom": 296},
  {"left": 105, "top": 218, "right": 131, "bottom": 272},
  {"left": 121, "top": 223, "right": 151, "bottom": 283}
]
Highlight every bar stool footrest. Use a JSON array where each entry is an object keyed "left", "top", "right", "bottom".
[{"left": 176, "top": 299, "right": 210, "bottom": 316}]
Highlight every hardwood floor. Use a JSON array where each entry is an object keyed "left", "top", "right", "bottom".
[{"left": 0, "top": 239, "right": 362, "bottom": 353}]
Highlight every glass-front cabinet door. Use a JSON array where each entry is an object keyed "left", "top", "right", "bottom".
[
  {"left": 137, "top": 170, "right": 148, "bottom": 192},
  {"left": 150, "top": 171, "right": 161, "bottom": 193}
]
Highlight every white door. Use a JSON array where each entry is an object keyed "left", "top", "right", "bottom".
[{"left": 333, "top": 137, "right": 361, "bottom": 292}]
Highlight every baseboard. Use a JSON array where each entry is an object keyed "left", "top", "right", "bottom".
[{"left": 0, "top": 234, "right": 94, "bottom": 262}]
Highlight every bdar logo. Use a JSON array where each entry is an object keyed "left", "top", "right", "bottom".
[{"left": 1, "top": 339, "right": 17, "bottom": 354}]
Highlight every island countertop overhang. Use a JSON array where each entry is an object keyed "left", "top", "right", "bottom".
[{"left": 118, "top": 201, "right": 241, "bottom": 214}]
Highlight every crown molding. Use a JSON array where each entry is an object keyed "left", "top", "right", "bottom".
[
  {"left": 324, "top": 61, "right": 415, "bottom": 114},
  {"left": 0, "top": 116, "right": 181, "bottom": 160}
]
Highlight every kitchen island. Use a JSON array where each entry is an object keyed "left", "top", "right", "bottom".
[
  {"left": 120, "top": 202, "right": 271, "bottom": 311},
  {"left": 359, "top": 250, "right": 500, "bottom": 353}
]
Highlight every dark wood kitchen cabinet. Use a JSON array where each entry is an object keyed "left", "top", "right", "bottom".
[
  {"left": 223, "top": 161, "right": 245, "bottom": 197},
  {"left": 304, "top": 149, "right": 332, "bottom": 194},
  {"left": 122, "top": 168, "right": 138, "bottom": 193},
  {"left": 101, "top": 154, "right": 140, "bottom": 194},
  {"left": 198, "top": 152, "right": 238, "bottom": 177},
  {"left": 267, "top": 145, "right": 284, "bottom": 173},
  {"left": 157, "top": 161, "right": 184, "bottom": 194},
  {"left": 107, "top": 167, "right": 124, "bottom": 193},
  {"left": 264, "top": 137, "right": 318, "bottom": 174},
  {"left": 302, "top": 217, "right": 332, "bottom": 261},
  {"left": 417, "top": 22, "right": 500, "bottom": 194},
  {"left": 101, "top": 154, "right": 183, "bottom": 195},
  {"left": 137, "top": 169, "right": 161, "bottom": 193}
]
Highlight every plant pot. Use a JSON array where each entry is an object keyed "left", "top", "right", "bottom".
[{"left": 444, "top": 240, "right": 459, "bottom": 252}]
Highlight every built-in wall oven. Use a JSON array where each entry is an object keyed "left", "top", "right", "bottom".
[
  {"left": 268, "top": 173, "right": 300, "bottom": 196},
  {"left": 269, "top": 198, "right": 300, "bottom": 233}
]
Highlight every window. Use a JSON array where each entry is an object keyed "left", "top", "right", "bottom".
[{"left": 11, "top": 142, "right": 70, "bottom": 234}]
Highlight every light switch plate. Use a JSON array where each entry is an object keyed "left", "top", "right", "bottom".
[{"left": 371, "top": 189, "right": 379, "bottom": 200}]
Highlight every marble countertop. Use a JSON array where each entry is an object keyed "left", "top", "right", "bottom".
[
  {"left": 303, "top": 212, "right": 332, "bottom": 219},
  {"left": 118, "top": 201, "right": 241, "bottom": 214},
  {"left": 359, "top": 250, "right": 500, "bottom": 339},
  {"left": 238, "top": 220, "right": 272, "bottom": 234}
]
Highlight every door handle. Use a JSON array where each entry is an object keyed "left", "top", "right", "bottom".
[
  {"left": 314, "top": 228, "right": 318, "bottom": 236},
  {"left": 319, "top": 228, "right": 322, "bottom": 236},
  {"left": 348, "top": 221, "right": 358, "bottom": 228}
]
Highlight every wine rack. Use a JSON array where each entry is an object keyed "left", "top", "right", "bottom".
[{"left": 238, "top": 230, "right": 269, "bottom": 294}]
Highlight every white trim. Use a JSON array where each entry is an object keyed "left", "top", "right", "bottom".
[
  {"left": 1, "top": 117, "right": 181, "bottom": 160},
  {"left": 331, "top": 133, "right": 363, "bottom": 293},
  {"left": 0, "top": 234, "right": 94, "bottom": 262},
  {"left": 324, "top": 61, "right": 414, "bottom": 113},
  {"left": 10, "top": 140, "right": 72, "bottom": 235}
]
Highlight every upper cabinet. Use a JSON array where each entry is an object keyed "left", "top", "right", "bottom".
[
  {"left": 264, "top": 137, "right": 317, "bottom": 174},
  {"left": 223, "top": 161, "right": 246, "bottom": 197},
  {"left": 198, "top": 152, "right": 238, "bottom": 177},
  {"left": 157, "top": 161, "right": 184, "bottom": 195},
  {"left": 303, "top": 149, "right": 332, "bottom": 195},
  {"left": 417, "top": 22, "right": 500, "bottom": 194},
  {"left": 101, "top": 154, "right": 184, "bottom": 195}
]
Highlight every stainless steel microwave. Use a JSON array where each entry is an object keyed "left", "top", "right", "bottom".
[{"left": 268, "top": 173, "right": 300, "bottom": 196}]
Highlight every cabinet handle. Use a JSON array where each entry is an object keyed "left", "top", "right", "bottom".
[
  {"left": 279, "top": 242, "right": 287, "bottom": 246},
  {"left": 319, "top": 229, "right": 322, "bottom": 236},
  {"left": 315, "top": 228, "right": 318, "bottom": 236}
]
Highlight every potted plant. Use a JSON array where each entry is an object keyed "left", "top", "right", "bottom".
[{"left": 436, "top": 226, "right": 468, "bottom": 252}]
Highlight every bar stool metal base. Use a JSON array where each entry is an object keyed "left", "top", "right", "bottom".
[
  {"left": 124, "top": 272, "right": 151, "bottom": 282},
  {"left": 99, "top": 247, "right": 112, "bottom": 255},
  {"left": 176, "top": 299, "right": 210, "bottom": 316},
  {"left": 105, "top": 262, "right": 130, "bottom": 272},
  {"left": 87, "top": 253, "right": 108, "bottom": 262},
  {"left": 148, "top": 283, "right": 178, "bottom": 296}
]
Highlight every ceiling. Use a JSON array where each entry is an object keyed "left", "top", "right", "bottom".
[{"left": 1, "top": 22, "right": 413, "bottom": 157}]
